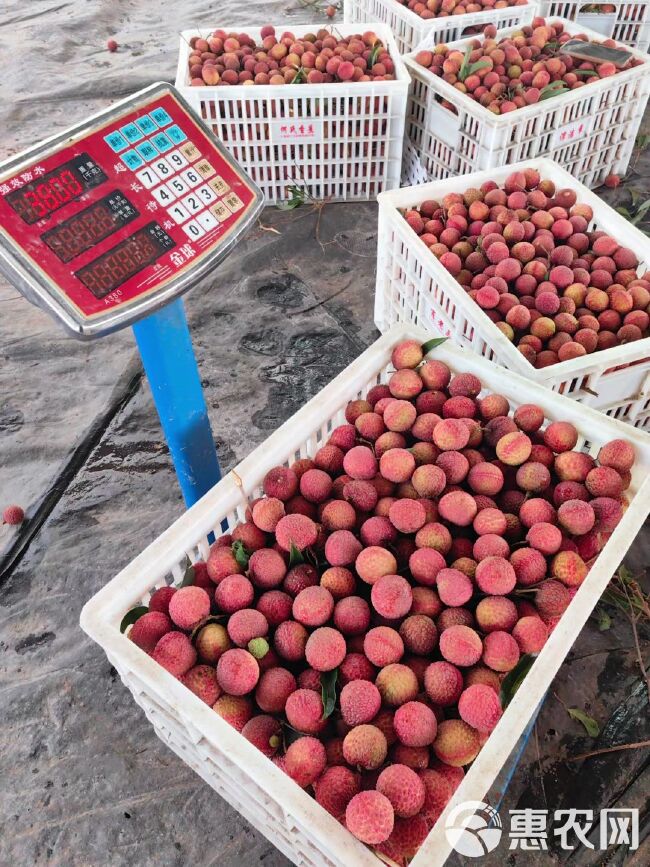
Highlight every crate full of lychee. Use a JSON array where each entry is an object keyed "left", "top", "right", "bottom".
[
  {"left": 175, "top": 24, "right": 410, "bottom": 204},
  {"left": 401, "top": 17, "right": 650, "bottom": 188},
  {"left": 343, "top": 0, "right": 536, "bottom": 56},
  {"left": 375, "top": 158, "right": 650, "bottom": 427}
]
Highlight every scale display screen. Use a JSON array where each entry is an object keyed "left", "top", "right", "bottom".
[
  {"left": 0, "top": 83, "right": 264, "bottom": 337},
  {"left": 5, "top": 154, "right": 108, "bottom": 225}
]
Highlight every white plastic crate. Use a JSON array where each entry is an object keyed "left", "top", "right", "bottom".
[
  {"left": 80, "top": 324, "right": 650, "bottom": 867},
  {"left": 344, "top": 0, "right": 536, "bottom": 55},
  {"left": 537, "top": 1, "right": 650, "bottom": 51},
  {"left": 175, "top": 24, "right": 410, "bottom": 204},
  {"left": 402, "top": 18, "right": 650, "bottom": 188},
  {"left": 376, "top": 158, "right": 650, "bottom": 428}
]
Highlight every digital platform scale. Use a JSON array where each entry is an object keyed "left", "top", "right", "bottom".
[{"left": 0, "top": 82, "right": 264, "bottom": 506}]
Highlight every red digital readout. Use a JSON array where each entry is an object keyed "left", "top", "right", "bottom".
[
  {"left": 5, "top": 155, "right": 107, "bottom": 225},
  {"left": 42, "top": 192, "right": 138, "bottom": 264},
  {"left": 75, "top": 223, "right": 174, "bottom": 299}
]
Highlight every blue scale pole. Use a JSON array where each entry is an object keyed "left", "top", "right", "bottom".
[{"left": 132, "top": 297, "right": 221, "bottom": 508}]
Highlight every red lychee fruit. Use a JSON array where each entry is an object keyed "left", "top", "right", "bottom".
[
  {"left": 2, "top": 505, "right": 24, "bottom": 525},
  {"left": 433, "top": 719, "right": 481, "bottom": 766},
  {"left": 394, "top": 701, "right": 438, "bottom": 747},
  {"left": 346, "top": 790, "right": 394, "bottom": 845},
  {"left": 255, "top": 666, "right": 296, "bottom": 714},
  {"left": 285, "top": 736, "right": 327, "bottom": 787},
  {"left": 375, "top": 663, "right": 419, "bottom": 706},
  {"left": 305, "top": 626, "right": 346, "bottom": 671},
  {"left": 458, "top": 684, "right": 502, "bottom": 733},
  {"left": 512, "top": 616, "right": 548, "bottom": 653},
  {"left": 364, "top": 626, "right": 404, "bottom": 666},
  {"left": 129, "top": 611, "right": 172, "bottom": 655},
  {"left": 216, "top": 648, "right": 259, "bottom": 695},
  {"left": 376, "top": 764, "right": 426, "bottom": 818},
  {"left": 371, "top": 574, "right": 413, "bottom": 619},
  {"left": 439, "top": 625, "right": 483, "bottom": 667},
  {"left": 343, "top": 724, "right": 388, "bottom": 770},
  {"left": 314, "top": 766, "right": 360, "bottom": 819},
  {"left": 275, "top": 514, "right": 319, "bottom": 552},
  {"left": 153, "top": 631, "right": 197, "bottom": 677},
  {"left": 213, "top": 694, "right": 252, "bottom": 731},
  {"left": 242, "top": 714, "right": 282, "bottom": 757},
  {"left": 482, "top": 630, "right": 520, "bottom": 672},
  {"left": 285, "top": 688, "right": 326, "bottom": 735}
]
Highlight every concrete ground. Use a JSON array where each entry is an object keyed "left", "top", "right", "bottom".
[{"left": 0, "top": 2, "right": 649, "bottom": 865}]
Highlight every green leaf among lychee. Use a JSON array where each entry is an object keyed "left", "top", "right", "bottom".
[{"left": 119, "top": 605, "right": 149, "bottom": 634}]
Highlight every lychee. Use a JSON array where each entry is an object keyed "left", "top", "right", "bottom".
[
  {"left": 512, "top": 616, "right": 548, "bottom": 653},
  {"left": 293, "top": 585, "right": 334, "bottom": 626},
  {"left": 438, "top": 490, "right": 478, "bottom": 526},
  {"left": 394, "top": 701, "right": 438, "bottom": 747},
  {"left": 346, "top": 790, "right": 394, "bottom": 845},
  {"left": 195, "top": 622, "right": 231, "bottom": 663},
  {"left": 325, "top": 529, "right": 363, "bottom": 566},
  {"left": 375, "top": 663, "right": 419, "bottom": 706},
  {"left": 376, "top": 764, "right": 426, "bottom": 818},
  {"left": 364, "top": 626, "right": 404, "bottom": 666},
  {"left": 215, "top": 574, "right": 255, "bottom": 613},
  {"left": 152, "top": 631, "right": 197, "bottom": 677},
  {"left": 274, "top": 620, "right": 308, "bottom": 662},
  {"left": 334, "top": 596, "right": 371, "bottom": 635},
  {"left": 526, "top": 522, "right": 562, "bottom": 555},
  {"left": 356, "top": 546, "right": 397, "bottom": 585},
  {"left": 558, "top": 499, "right": 595, "bottom": 536},
  {"left": 598, "top": 439, "right": 635, "bottom": 473},
  {"left": 475, "top": 556, "right": 516, "bottom": 595},
  {"left": 263, "top": 465, "right": 298, "bottom": 500},
  {"left": 433, "top": 719, "right": 481, "bottom": 766},
  {"left": 255, "top": 666, "right": 296, "bottom": 713},
  {"left": 371, "top": 574, "right": 413, "bottom": 619},
  {"left": 314, "top": 766, "right": 361, "bottom": 819},
  {"left": 285, "top": 688, "right": 326, "bottom": 734},
  {"left": 305, "top": 626, "right": 346, "bottom": 671},
  {"left": 242, "top": 714, "right": 282, "bottom": 757},
  {"left": 340, "top": 680, "right": 382, "bottom": 726},
  {"left": 213, "top": 694, "right": 253, "bottom": 731},
  {"left": 285, "top": 736, "right": 327, "bottom": 787},
  {"left": 274, "top": 514, "right": 318, "bottom": 552},
  {"left": 129, "top": 611, "right": 171, "bottom": 654},
  {"left": 482, "top": 630, "right": 520, "bottom": 672},
  {"left": 249, "top": 548, "right": 287, "bottom": 588},
  {"left": 389, "top": 499, "right": 427, "bottom": 534},
  {"left": 216, "top": 648, "right": 259, "bottom": 695},
  {"left": 252, "top": 497, "right": 285, "bottom": 532},
  {"left": 343, "top": 724, "right": 388, "bottom": 770},
  {"left": 439, "top": 625, "right": 483, "bottom": 667},
  {"left": 536, "top": 579, "right": 571, "bottom": 618},
  {"left": 436, "top": 567, "right": 474, "bottom": 607},
  {"left": 551, "top": 550, "right": 587, "bottom": 587},
  {"left": 399, "top": 615, "right": 437, "bottom": 655},
  {"left": 228, "top": 608, "right": 269, "bottom": 647},
  {"left": 458, "top": 684, "right": 502, "bottom": 733}
]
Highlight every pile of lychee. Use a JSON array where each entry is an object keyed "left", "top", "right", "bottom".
[
  {"left": 127, "top": 338, "right": 635, "bottom": 861},
  {"left": 401, "top": 0, "right": 527, "bottom": 22},
  {"left": 402, "top": 169, "right": 650, "bottom": 368},
  {"left": 414, "top": 18, "right": 642, "bottom": 115},
  {"left": 187, "top": 26, "right": 396, "bottom": 86}
]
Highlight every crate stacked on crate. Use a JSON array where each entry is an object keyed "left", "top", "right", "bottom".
[
  {"left": 401, "top": 18, "right": 650, "bottom": 187},
  {"left": 537, "top": 1, "right": 650, "bottom": 51},
  {"left": 375, "top": 158, "right": 650, "bottom": 428},
  {"left": 344, "top": 0, "right": 536, "bottom": 54},
  {"left": 175, "top": 24, "right": 410, "bottom": 204},
  {"left": 80, "top": 325, "right": 650, "bottom": 867}
]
